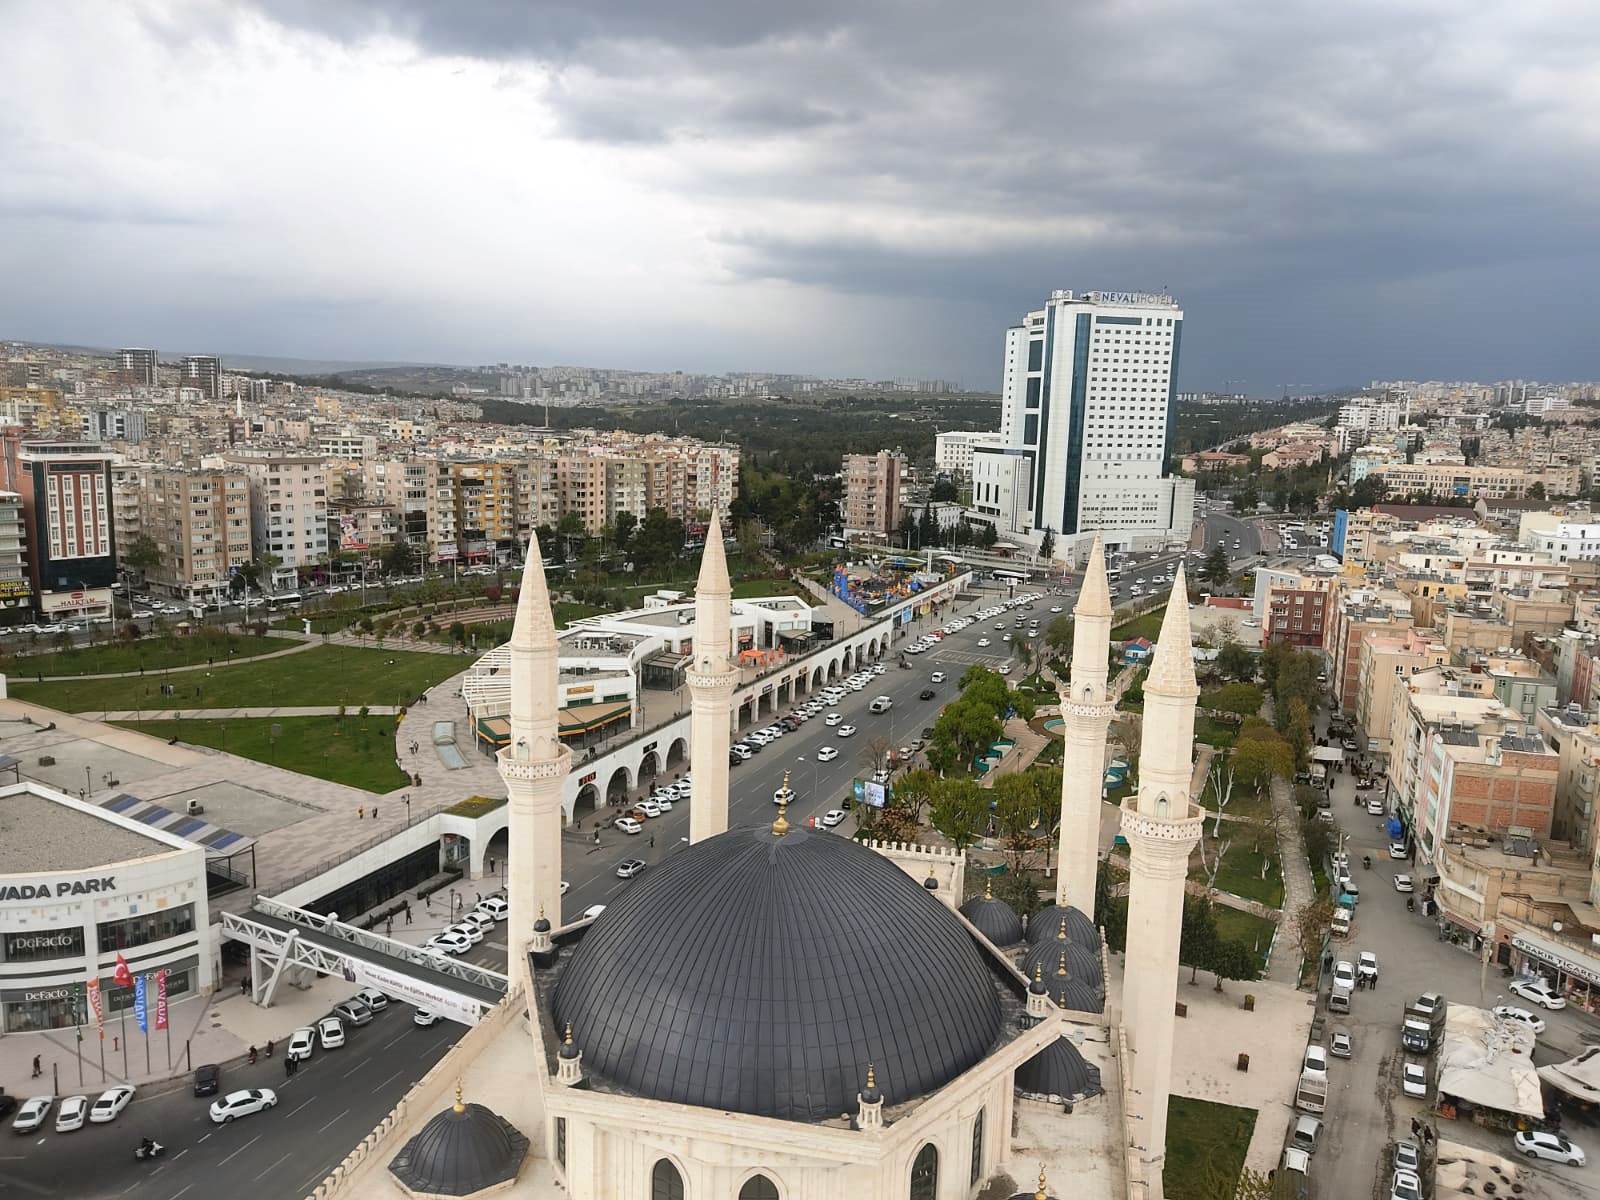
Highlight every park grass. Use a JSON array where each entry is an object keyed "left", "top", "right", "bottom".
[
  {"left": 1196, "top": 773, "right": 1272, "bottom": 821},
  {"left": 112, "top": 715, "right": 410, "bottom": 794},
  {"left": 1213, "top": 906, "right": 1278, "bottom": 958},
  {"left": 1166, "top": 1096, "right": 1258, "bottom": 1200},
  {"left": 730, "top": 577, "right": 808, "bottom": 600},
  {"left": 1194, "top": 713, "right": 1239, "bottom": 748},
  {"left": 1207, "top": 839, "right": 1285, "bottom": 909},
  {"left": 6, "top": 631, "right": 283, "bottom": 678},
  {"left": 14, "top": 644, "right": 463, "bottom": 713},
  {"left": 1112, "top": 609, "right": 1166, "bottom": 642}
]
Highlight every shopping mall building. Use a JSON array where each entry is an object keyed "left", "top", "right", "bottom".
[{"left": 0, "top": 782, "right": 215, "bottom": 1034}]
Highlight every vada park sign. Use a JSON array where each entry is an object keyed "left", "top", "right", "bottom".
[{"left": 0, "top": 876, "right": 116, "bottom": 902}]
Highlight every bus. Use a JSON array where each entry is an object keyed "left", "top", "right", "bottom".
[
  {"left": 992, "top": 569, "right": 1028, "bottom": 586},
  {"left": 265, "top": 591, "right": 302, "bottom": 611}
]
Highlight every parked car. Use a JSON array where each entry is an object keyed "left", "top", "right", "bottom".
[
  {"left": 1401, "top": 1061, "right": 1428, "bottom": 1098},
  {"left": 318, "top": 1016, "right": 346, "bottom": 1050},
  {"left": 209, "top": 1088, "right": 278, "bottom": 1125},
  {"left": 413, "top": 1008, "right": 440, "bottom": 1027},
  {"left": 475, "top": 897, "right": 508, "bottom": 922},
  {"left": 1391, "top": 1169, "right": 1423, "bottom": 1200},
  {"left": 54, "top": 1095, "right": 88, "bottom": 1133},
  {"left": 193, "top": 1064, "right": 222, "bottom": 1096},
  {"left": 88, "top": 1085, "right": 135, "bottom": 1124},
  {"left": 1332, "top": 960, "right": 1357, "bottom": 990},
  {"left": 1493, "top": 1005, "right": 1546, "bottom": 1034},
  {"left": 11, "top": 1096, "right": 52, "bottom": 1134},
  {"left": 1394, "top": 1140, "right": 1421, "bottom": 1173},
  {"left": 822, "top": 810, "right": 847, "bottom": 828},
  {"left": 287, "top": 1027, "right": 316, "bottom": 1061},
  {"left": 1513, "top": 1130, "right": 1586, "bottom": 1166},
  {"left": 1358, "top": 951, "right": 1379, "bottom": 981},
  {"left": 1510, "top": 978, "right": 1567, "bottom": 1010},
  {"left": 614, "top": 816, "right": 643, "bottom": 834},
  {"left": 426, "top": 930, "right": 473, "bottom": 955},
  {"left": 616, "top": 858, "right": 646, "bottom": 879},
  {"left": 1389, "top": 842, "right": 1408, "bottom": 859},
  {"left": 1330, "top": 1030, "right": 1353, "bottom": 1058},
  {"left": 1393, "top": 874, "right": 1414, "bottom": 893},
  {"left": 1303, "top": 1044, "right": 1329, "bottom": 1078}
]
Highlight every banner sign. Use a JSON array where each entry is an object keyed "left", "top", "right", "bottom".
[
  {"left": 337, "top": 956, "right": 486, "bottom": 1028},
  {"left": 86, "top": 977, "right": 104, "bottom": 1040},
  {"left": 155, "top": 969, "right": 169, "bottom": 1031},
  {"left": 134, "top": 974, "right": 148, "bottom": 1034}
]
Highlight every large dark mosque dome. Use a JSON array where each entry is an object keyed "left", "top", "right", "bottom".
[{"left": 551, "top": 824, "right": 1004, "bottom": 1121}]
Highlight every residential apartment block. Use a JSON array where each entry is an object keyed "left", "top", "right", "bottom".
[
  {"left": 842, "top": 451, "right": 904, "bottom": 541},
  {"left": 223, "top": 450, "right": 329, "bottom": 589},
  {"left": 139, "top": 468, "right": 253, "bottom": 602}
]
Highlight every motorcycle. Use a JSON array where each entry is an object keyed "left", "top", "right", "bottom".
[
  {"left": 1362, "top": 855, "right": 1372, "bottom": 869},
  {"left": 135, "top": 1142, "right": 166, "bottom": 1161}
]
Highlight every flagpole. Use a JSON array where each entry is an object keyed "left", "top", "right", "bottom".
[
  {"left": 144, "top": 973, "right": 151, "bottom": 1075},
  {"left": 119, "top": 1001, "right": 128, "bottom": 1077}
]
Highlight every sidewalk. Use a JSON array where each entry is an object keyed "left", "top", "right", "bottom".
[
  {"left": 87, "top": 704, "right": 402, "bottom": 721},
  {"left": 1265, "top": 770, "right": 1315, "bottom": 984}
]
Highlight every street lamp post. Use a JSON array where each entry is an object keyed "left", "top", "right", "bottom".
[{"left": 403, "top": 793, "right": 412, "bottom": 827}]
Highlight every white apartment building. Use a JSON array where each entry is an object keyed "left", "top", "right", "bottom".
[
  {"left": 223, "top": 450, "right": 329, "bottom": 588},
  {"left": 1336, "top": 393, "right": 1410, "bottom": 453},
  {"left": 970, "top": 289, "right": 1194, "bottom": 559},
  {"left": 1519, "top": 511, "right": 1600, "bottom": 564},
  {"left": 316, "top": 432, "right": 378, "bottom": 461},
  {"left": 934, "top": 430, "right": 1004, "bottom": 477}
]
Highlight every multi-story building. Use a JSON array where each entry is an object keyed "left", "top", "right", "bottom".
[
  {"left": 684, "top": 443, "right": 739, "bottom": 517},
  {"left": 1418, "top": 728, "right": 1558, "bottom": 853},
  {"left": 971, "top": 289, "right": 1194, "bottom": 558},
  {"left": 1534, "top": 704, "right": 1600, "bottom": 849},
  {"left": 1371, "top": 462, "right": 1530, "bottom": 500},
  {"left": 0, "top": 438, "right": 117, "bottom": 622},
  {"left": 934, "top": 430, "right": 1004, "bottom": 477},
  {"left": 83, "top": 408, "right": 148, "bottom": 443},
  {"left": 139, "top": 468, "right": 253, "bottom": 603},
  {"left": 1519, "top": 511, "right": 1600, "bottom": 563},
  {"left": 116, "top": 348, "right": 157, "bottom": 387},
  {"left": 223, "top": 450, "right": 329, "bottom": 589},
  {"left": 109, "top": 462, "right": 147, "bottom": 564},
  {"left": 316, "top": 432, "right": 378, "bottom": 461},
  {"left": 180, "top": 355, "right": 221, "bottom": 400},
  {"left": 842, "top": 451, "right": 904, "bottom": 541},
  {"left": 328, "top": 499, "right": 398, "bottom": 560},
  {"left": 0, "top": 492, "right": 30, "bottom": 615},
  {"left": 364, "top": 458, "right": 456, "bottom": 565},
  {"left": 1336, "top": 393, "right": 1410, "bottom": 453},
  {"left": 450, "top": 460, "right": 519, "bottom": 562},
  {"left": 1326, "top": 585, "right": 1415, "bottom": 712},
  {"left": 1356, "top": 628, "right": 1451, "bottom": 758}
]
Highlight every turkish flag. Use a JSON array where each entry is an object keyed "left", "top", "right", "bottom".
[{"left": 113, "top": 953, "right": 133, "bottom": 988}]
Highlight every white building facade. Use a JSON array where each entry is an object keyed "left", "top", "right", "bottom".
[
  {"left": 971, "top": 290, "right": 1194, "bottom": 560},
  {"left": 934, "top": 430, "right": 1004, "bottom": 478}
]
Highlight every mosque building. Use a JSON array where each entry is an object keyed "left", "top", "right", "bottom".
[{"left": 324, "top": 522, "right": 1203, "bottom": 1200}]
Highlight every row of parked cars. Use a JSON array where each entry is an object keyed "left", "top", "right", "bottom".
[
  {"left": 6, "top": 1084, "right": 137, "bottom": 1134},
  {"left": 424, "top": 893, "right": 509, "bottom": 956}
]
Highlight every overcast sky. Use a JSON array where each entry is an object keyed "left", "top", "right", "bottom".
[{"left": 3, "top": 2, "right": 1598, "bottom": 391}]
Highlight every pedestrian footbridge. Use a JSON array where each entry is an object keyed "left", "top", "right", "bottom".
[{"left": 221, "top": 898, "right": 509, "bottom": 1026}]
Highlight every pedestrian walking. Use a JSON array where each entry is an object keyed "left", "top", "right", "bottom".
[
  {"left": 649, "top": 835, "right": 655, "bottom": 848},
  {"left": 386, "top": 917, "right": 394, "bottom": 937},
  {"left": 358, "top": 805, "right": 365, "bottom": 819},
  {"left": 374, "top": 804, "right": 379, "bottom": 819},
  {"left": 31, "top": 1054, "right": 41, "bottom": 1078},
  {"left": 285, "top": 1057, "right": 294, "bottom": 1079},
  {"left": 404, "top": 902, "right": 412, "bottom": 925}
]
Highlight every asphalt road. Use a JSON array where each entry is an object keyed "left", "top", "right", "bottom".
[
  {"left": 1200, "top": 510, "right": 1264, "bottom": 560},
  {"left": 0, "top": 1001, "right": 461, "bottom": 1200}
]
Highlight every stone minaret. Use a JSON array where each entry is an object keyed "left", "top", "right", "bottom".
[
  {"left": 1118, "top": 568, "right": 1204, "bottom": 1200},
  {"left": 688, "top": 510, "right": 738, "bottom": 844},
  {"left": 1055, "top": 536, "right": 1115, "bottom": 916},
  {"left": 498, "top": 534, "right": 572, "bottom": 953}
]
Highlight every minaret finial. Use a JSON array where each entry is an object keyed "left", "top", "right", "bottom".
[
  {"left": 1036, "top": 1162, "right": 1049, "bottom": 1200},
  {"left": 984, "top": 876, "right": 993, "bottom": 900},
  {"left": 772, "top": 790, "right": 790, "bottom": 836},
  {"left": 453, "top": 1080, "right": 465, "bottom": 1113},
  {"left": 866, "top": 1062, "right": 876, "bottom": 1089}
]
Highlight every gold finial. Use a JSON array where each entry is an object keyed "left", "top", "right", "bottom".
[
  {"left": 782, "top": 768, "right": 791, "bottom": 789},
  {"left": 453, "top": 1080, "right": 465, "bottom": 1113},
  {"left": 563, "top": 1022, "right": 573, "bottom": 1046},
  {"left": 1056, "top": 953, "right": 1068, "bottom": 978},
  {"left": 772, "top": 792, "right": 790, "bottom": 837},
  {"left": 984, "top": 877, "right": 993, "bottom": 900},
  {"left": 866, "top": 1063, "right": 876, "bottom": 1089},
  {"left": 1036, "top": 1162, "right": 1049, "bottom": 1200},
  {"left": 1057, "top": 919, "right": 1067, "bottom": 942}
]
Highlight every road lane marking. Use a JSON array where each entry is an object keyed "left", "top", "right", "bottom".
[
  {"left": 254, "top": 1151, "right": 293, "bottom": 1181},
  {"left": 285, "top": 1096, "right": 316, "bottom": 1118},
  {"left": 317, "top": 1107, "right": 350, "bottom": 1133},
  {"left": 375, "top": 1066, "right": 404, "bottom": 1090},
  {"left": 216, "top": 1134, "right": 261, "bottom": 1167},
  {"left": 197, "top": 1133, "right": 211, "bottom": 1142},
  {"left": 173, "top": 1149, "right": 188, "bottom": 1160},
  {"left": 165, "top": 1186, "right": 193, "bottom": 1200},
  {"left": 382, "top": 1029, "right": 411, "bottom": 1051},
  {"left": 341, "top": 1059, "right": 370, "bottom": 1079}
]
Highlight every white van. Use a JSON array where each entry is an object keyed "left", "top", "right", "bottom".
[{"left": 869, "top": 696, "right": 893, "bottom": 713}]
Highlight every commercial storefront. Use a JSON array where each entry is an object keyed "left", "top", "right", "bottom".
[
  {"left": 0, "top": 783, "right": 214, "bottom": 1035},
  {"left": 1509, "top": 926, "right": 1600, "bottom": 1015}
]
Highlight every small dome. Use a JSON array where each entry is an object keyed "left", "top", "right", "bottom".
[
  {"left": 1020, "top": 939, "right": 1103, "bottom": 991},
  {"left": 1015, "top": 1036, "right": 1102, "bottom": 1102},
  {"left": 552, "top": 824, "right": 1003, "bottom": 1121},
  {"left": 533, "top": 914, "right": 551, "bottom": 933},
  {"left": 388, "top": 1095, "right": 528, "bottom": 1198},
  {"left": 860, "top": 1064, "right": 882, "bottom": 1105},
  {"left": 1026, "top": 904, "right": 1097, "bottom": 946},
  {"left": 960, "top": 888, "right": 1024, "bottom": 946}
]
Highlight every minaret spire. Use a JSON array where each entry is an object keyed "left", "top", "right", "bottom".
[
  {"left": 687, "top": 510, "right": 738, "bottom": 843},
  {"left": 1053, "top": 536, "right": 1116, "bottom": 915},
  {"left": 1118, "top": 570, "right": 1204, "bottom": 1200},
  {"left": 498, "top": 532, "right": 573, "bottom": 954}
]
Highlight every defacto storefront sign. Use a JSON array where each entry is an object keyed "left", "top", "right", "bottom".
[
  {"left": 3, "top": 928, "right": 85, "bottom": 962},
  {"left": 0, "top": 876, "right": 115, "bottom": 902}
]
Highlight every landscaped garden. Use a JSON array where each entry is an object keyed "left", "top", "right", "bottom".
[
  {"left": 14, "top": 644, "right": 463, "bottom": 713},
  {"left": 113, "top": 714, "right": 411, "bottom": 793},
  {"left": 1212, "top": 906, "right": 1278, "bottom": 959},
  {"left": 5, "top": 628, "right": 284, "bottom": 678},
  {"left": 1165, "top": 1096, "right": 1258, "bottom": 1200}
]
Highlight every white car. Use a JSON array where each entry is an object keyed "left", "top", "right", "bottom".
[
  {"left": 88, "top": 1085, "right": 135, "bottom": 1124},
  {"left": 318, "top": 1016, "right": 345, "bottom": 1050},
  {"left": 1303, "top": 1045, "right": 1329, "bottom": 1077},
  {"left": 1401, "top": 1062, "right": 1427, "bottom": 1097},
  {"left": 1510, "top": 978, "right": 1567, "bottom": 1010},
  {"left": 1493, "top": 1005, "right": 1546, "bottom": 1034},
  {"left": 614, "top": 816, "right": 643, "bottom": 835},
  {"left": 1513, "top": 1130, "right": 1585, "bottom": 1166},
  {"left": 977, "top": 638, "right": 991, "bottom": 647},
  {"left": 11, "top": 1096, "right": 52, "bottom": 1133},
  {"left": 1389, "top": 842, "right": 1408, "bottom": 859},
  {"left": 1050, "top": 606, "right": 1062, "bottom": 613},
  {"left": 1394, "top": 1141, "right": 1421, "bottom": 1173},
  {"left": 930, "top": 672, "right": 945, "bottom": 683},
  {"left": 413, "top": 1008, "right": 440, "bottom": 1027},
  {"left": 447, "top": 921, "right": 484, "bottom": 945},
  {"left": 475, "top": 896, "right": 509, "bottom": 922},
  {"left": 54, "top": 1095, "right": 88, "bottom": 1133},
  {"left": 209, "top": 1088, "right": 278, "bottom": 1125},
  {"left": 354, "top": 987, "right": 388, "bottom": 1012},
  {"left": 1366, "top": 799, "right": 1384, "bottom": 815},
  {"left": 825, "top": 713, "right": 843, "bottom": 726},
  {"left": 461, "top": 910, "right": 495, "bottom": 933},
  {"left": 1332, "top": 960, "right": 1356, "bottom": 989},
  {"left": 1358, "top": 951, "right": 1379, "bottom": 981},
  {"left": 1391, "top": 1169, "right": 1422, "bottom": 1200},
  {"left": 638, "top": 799, "right": 663, "bottom": 818},
  {"left": 1393, "top": 874, "right": 1414, "bottom": 893},
  {"left": 616, "top": 858, "right": 646, "bottom": 879},
  {"left": 822, "top": 809, "right": 847, "bottom": 827},
  {"left": 871, "top": 664, "right": 886, "bottom": 675},
  {"left": 287, "top": 1026, "right": 317, "bottom": 1060},
  {"left": 837, "top": 725, "right": 857, "bottom": 738},
  {"left": 426, "top": 930, "right": 473, "bottom": 955},
  {"left": 816, "top": 746, "right": 839, "bottom": 762}
]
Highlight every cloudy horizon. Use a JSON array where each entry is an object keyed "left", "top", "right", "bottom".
[{"left": 3, "top": 1, "right": 1598, "bottom": 391}]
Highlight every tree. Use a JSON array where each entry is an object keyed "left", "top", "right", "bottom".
[
  {"left": 448, "top": 620, "right": 467, "bottom": 645},
  {"left": 1350, "top": 475, "right": 1386, "bottom": 508},
  {"left": 1210, "top": 937, "right": 1261, "bottom": 988},
  {"left": 382, "top": 538, "right": 417, "bottom": 577},
  {"left": 556, "top": 512, "right": 588, "bottom": 561},
  {"left": 1038, "top": 527, "right": 1055, "bottom": 562},
  {"left": 1045, "top": 614, "right": 1073, "bottom": 662},
  {"left": 992, "top": 772, "right": 1052, "bottom": 875},
  {"left": 1203, "top": 682, "right": 1264, "bottom": 721},
  {"left": 736, "top": 518, "right": 763, "bottom": 559},
  {"left": 930, "top": 478, "right": 958, "bottom": 503},
  {"left": 1205, "top": 758, "right": 1238, "bottom": 836},
  {"left": 929, "top": 778, "right": 985, "bottom": 850},
  {"left": 632, "top": 508, "right": 686, "bottom": 575},
  {"left": 122, "top": 533, "right": 161, "bottom": 575},
  {"left": 1204, "top": 545, "right": 1231, "bottom": 589},
  {"left": 1180, "top": 894, "right": 1220, "bottom": 983},
  {"left": 1528, "top": 481, "right": 1547, "bottom": 501},
  {"left": 1231, "top": 725, "right": 1294, "bottom": 794},
  {"left": 1216, "top": 639, "right": 1257, "bottom": 682},
  {"left": 612, "top": 510, "right": 637, "bottom": 555}
]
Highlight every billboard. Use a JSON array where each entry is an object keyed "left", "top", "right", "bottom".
[
  {"left": 857, "top": 779, "right": 888, "bottom": 808},
  {"left": 338, "top": 955, "right": 488, "bottom": 1027}
]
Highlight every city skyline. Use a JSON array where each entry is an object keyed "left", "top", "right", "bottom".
[{"left": 4, "top": 4, "right": 1599, "bottom": 391}]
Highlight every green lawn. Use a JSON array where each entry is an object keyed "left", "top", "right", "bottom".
[
  {"left": 1213, "top": 906, "right": 1278, "bottom": 957},
  {"left": 730, "top": 577, "right": 808, "bottom": 600},
  {"left": 112, "top": 715, "right": 410, "bottom": 793},
  {"left": 1194, "top": 714, "right": 1239, "bottom": 747},
  {"left": 1166, "top": 1096, "right": 1258, "bottom": 1200},
  {"left": 6, "top": 631, "right": 282, "bottom": 678},
  {"left": 1196, "top": 773, "right": 1272, "bottom": 821},
  {"left": 1205, "top": 839, "right": 1285, "bottom": 909},
  {"left": 1112, "top": 610, "right": 1166, "bottom": 642},
  {"left": 14, "top": 645, "right": 464, "bottom": 713}
]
